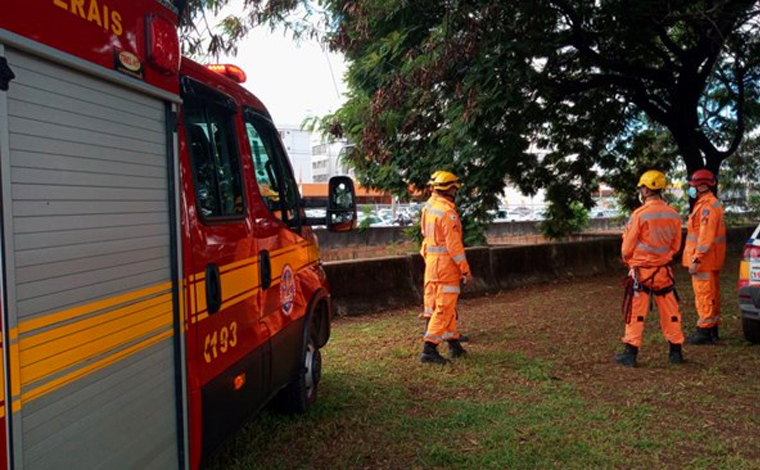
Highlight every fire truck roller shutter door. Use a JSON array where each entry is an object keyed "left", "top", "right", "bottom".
[{"left": 1, "top": 49, "right": 180, "bottom": 469}]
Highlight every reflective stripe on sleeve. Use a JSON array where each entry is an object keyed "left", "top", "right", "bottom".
[
  {"left": 442, "top": 285, "right": 461, "bottom": 294},
  {"left": 428, "top": 208, "right": 446, "bottom": 217},
  {"left": 696, "top": 246, "right": 710, "bottom": 253},
  {"left": 686, "top": 234, "right": 698, "bottom": 241},
  {"left": 427, "top": 246, "right": 448, "bottom": 254},
  {"left": 452, "top": 254, "right": 467, "bottom": 262},
  {"left": 424, "top": 308, "right": 434, "bottom": 314},
  {"left": 698, "top": 316, "right": 720, "bottom": 325},
  {"left": 640, "top": 212, "right": 681, "bottom": 221},
  {"left": 636, "top": 242, "right": 669, "bottom": 254},
  {"left": 693, "top": 272, "right": 710, "bottom": 280}
]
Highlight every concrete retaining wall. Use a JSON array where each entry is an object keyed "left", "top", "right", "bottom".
[
  {"left": 324, "top": 226, "right": 755, "bottom": 317},
  {"left": 315, "top": 218, "right": 622, "bottom": 249}
]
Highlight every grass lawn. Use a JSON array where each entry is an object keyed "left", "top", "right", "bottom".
[{"left": 206, "top": 255, "right": 760, "bottom": 469}]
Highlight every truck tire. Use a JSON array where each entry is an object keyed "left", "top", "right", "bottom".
[
  {"left": 742, "top": 317, "right": 760, "bottom": 344},
  {"left": 276, "top": 335, "right": 321, "bottom": 414}
]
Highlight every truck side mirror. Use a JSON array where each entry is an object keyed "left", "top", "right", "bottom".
[{"left": 327, "top": 176, "right": 357, "bottom": 232}]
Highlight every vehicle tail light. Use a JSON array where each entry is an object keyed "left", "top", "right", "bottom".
[
  {"left": 738, "top": 242, "right": 760, "bottom": 290},
  {"left": 147, "top": 15, "right": 180, "bottom": 75},
  {"left": 206, "top": 64, "right": 247, "bottom": 83},
  {"left": 742, "top": 243, "right": 760, "bottom": 260}
]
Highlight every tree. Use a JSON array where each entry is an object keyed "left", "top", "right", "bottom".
[{"left": 183, "top": 0, "right": 760, "bottom": 238}]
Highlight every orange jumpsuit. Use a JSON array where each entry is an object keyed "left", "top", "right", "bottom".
[
  {"left": 621, "top": 199, "right": 684, "bottom": 348},
  {"left": 682, "top": 192, "right": 726, "bottom": 328},
  {"left": 421, "top": 194, "right": 471, "bottom": 344}
]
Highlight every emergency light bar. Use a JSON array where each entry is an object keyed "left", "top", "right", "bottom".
[{"left": 206, "top": 64, "right": 247, "bottom": 83}]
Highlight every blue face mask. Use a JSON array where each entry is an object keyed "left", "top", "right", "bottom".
[{"left": 688, "top": 187, "right": 698, "bottom": 199}]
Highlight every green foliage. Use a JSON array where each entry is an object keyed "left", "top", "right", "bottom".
[
  {"left": 185, "top": 0, "right": 760, "bottom": 238},
  {"left": 599, "top": 120, "right": 680, "bottom": 215},
  {"left": 358, "top": 205, "right": 373, "bottom": 230},
  {"left": 401, "top": 221, "right": 423, "bottom": 248},
  {"left": 539, "top": 202, "right": 590, "bottom": 239}
]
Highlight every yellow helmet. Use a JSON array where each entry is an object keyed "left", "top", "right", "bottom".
[
  {"left": 637, "top": 170, "right": 667, "bottom": 190},
  {"left": 428, "top": 170, "right": 443, "bottom": 186},
  {"left": 431, "top": 171, "right": 463, "bottom": 191}
]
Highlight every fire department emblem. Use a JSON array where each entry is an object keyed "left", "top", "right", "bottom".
[{"left": 281, "top": 264, "right": 296, "bottom": 315}]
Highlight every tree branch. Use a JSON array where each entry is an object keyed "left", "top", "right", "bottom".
[
  {"left": 720, "top": 64, "right": 746, "bottom": 158},
  {"left": 655, "top": 23, "right": 687, "bottom": 62},
  {"left": 551, "top": 0, "right": 676, "bottom": 91},
  {"left": 554, "top": 73, "right": 671, "bottom": 125}
]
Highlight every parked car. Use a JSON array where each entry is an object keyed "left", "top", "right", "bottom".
[
  {"left": 488, "top": 207, "right": 510, "bottom": 222},
  {"left": 739, "top": 224, "right": 760, "bottom": 342}
]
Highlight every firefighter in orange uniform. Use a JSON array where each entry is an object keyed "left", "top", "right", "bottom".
[
  {"left": 683, "top": 169, "right": 726, "bottom": 345},
  {"left": 419, "top": 171, "right": 473, "bottom": 364},
  {"left": 616, "top": 170, "right": 685, "bottom": 367}
]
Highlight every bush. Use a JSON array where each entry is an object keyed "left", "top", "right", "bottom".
[{"left": 539, "top": 202, "right": 590, "bottom": 239}]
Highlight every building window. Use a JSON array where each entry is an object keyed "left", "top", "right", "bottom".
[{"left": 312, "top": 143, "right": 329, "bottom": 155}]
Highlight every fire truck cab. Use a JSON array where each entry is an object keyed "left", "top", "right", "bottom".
[{"left": 0, "top": 1, "right": 356, "bottom": 469}]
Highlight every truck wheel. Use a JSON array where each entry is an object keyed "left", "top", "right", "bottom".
[
  {"left": 276, "top": 336, "right": 321, "bottom": 414},
  {"left": 742, "top": 317, "right": 760, "bottom": 344}
]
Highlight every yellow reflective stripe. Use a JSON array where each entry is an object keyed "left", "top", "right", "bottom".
[
  {"left": 21, "top": 308, "right": 173, "bottom": 385},
  {"left": 19, "top": 282, "right": 172, "bottom": 333},
  {"left": 22, "top": 329, "right": 173, "bottom": 404}
]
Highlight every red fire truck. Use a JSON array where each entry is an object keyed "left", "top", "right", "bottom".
[{"left": 0, "top": 1, "right": 356, "bottom": 468}]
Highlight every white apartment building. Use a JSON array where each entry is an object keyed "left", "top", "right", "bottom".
[
  {"left": 278, "top": 125, "right": 313, "bottom": 183},
  {"left": 311, "top": 139, "right": 355, "bottom": 183}
]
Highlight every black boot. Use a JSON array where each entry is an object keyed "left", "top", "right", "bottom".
[
  {"left": 615, "top": 344, "right": 638, "bottom": 368},
  {"left": 420, "top": 342, "right": 450, "bottom": 364},
  {"left": 668, "top": 343, "right": 684, "bottom": 365},
  {"left": 447, "top": 339, "right": 468, "bottom": 359},
  {"left": 711, "top": 325, "right": 720, "bottom": 342},
  {"left": 687, "top": 327, "right": 717, "bottom": 345}
]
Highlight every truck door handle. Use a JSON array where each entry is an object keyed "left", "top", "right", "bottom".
[
  {"left": 206, "top": 263, "right": 222, "bottom": 314},
  {"left": 0, "top": 57, "right": 15, "bottom": 92},
  {"left": 260, "top": 250, "right": 271, "bottom": 290}
]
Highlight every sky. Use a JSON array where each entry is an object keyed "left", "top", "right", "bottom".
[{"left": 208, "top": 22, "right": 349, "bottom": 128}]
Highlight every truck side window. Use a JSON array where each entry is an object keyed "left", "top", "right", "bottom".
[
  {"left": 184, "top": 99, "right": 245, "bottom": 220},
  {"left": 244, "top": 112, "right": 300, "bottom": 229}
]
